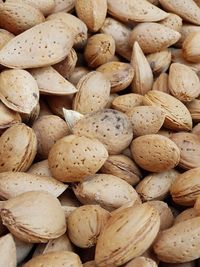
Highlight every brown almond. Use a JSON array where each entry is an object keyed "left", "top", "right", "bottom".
[
  {"left": 0, "top": 234, "right": 16, "bottom": 267},
  {"left": 174, "top": 208, "right": 198, "bottom": 225},
  {"left": 112, "top": 93, "right": 144, "bottom": 113},
  {"left": 152, "top": 73, "right": 169, "bottom": 93},
  {"left": 159, "top": 13, "right": 182, "bottom": 32}
]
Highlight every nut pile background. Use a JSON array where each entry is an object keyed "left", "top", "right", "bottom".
[{"left": 1, "top": 0, "right": 200, "bottom": 266}]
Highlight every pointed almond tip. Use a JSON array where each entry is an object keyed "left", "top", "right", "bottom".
[{"left": 63, "top": 108, "right": 84, "bottom": 131}]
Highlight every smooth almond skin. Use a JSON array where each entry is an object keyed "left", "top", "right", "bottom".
[
  {"left": 159, "top": 0, "right": 200, "bottom": 26},
  {"left": 23, "top": 251, "right": 82, "bottom": 267},
  {"left": 0, "top": 234, "right": 16, "bottom": 267},
  {"left": 159, "top": 13, "right": 182, "bottom": 32},
  {"left": 0, "top": 123, "right": 37, "bottom": 172},
  {"left": 129, "top": 23, "right": 181, "bottom": 54},
  {"left": 73, "top": 174, "right": 140, "bottom": 211},
  {"left": 131, "top": 134, "right": 180, "bottom": 173},
  {"left": 52, "top": 0, "right": 75, "bottom": 13},
  {"left": 0, "top": 29, "right": 14, "bottom": 50},
  {"left": 126, "top": 106, "right": 165, "bottom": 136},
  {"left": 131, "top": 42, "right": 153, "bottom": 95},
  {"left": 72, "top": 109, "right": 133, "bottom": 155},
  {"left": 0, "top": 20, "right": 74, "bottom": 69},
  {"left": 154, "top": 217, "right": 200, "bottom": 263},
  {"left": 100, "top": 154, "right": 142, "bottom": 186},
  {"left": 170, "top": 167, "right": 200, "bottom": 206},
  {"left": 97, "top": 62, "right": 134, "bottom": 93},
  {"left": 125, "top": 256, "right": 157, "bottom": 267},
  {"left": 0, "top": 102, "right": 21, "bottom": 129},
  {"left": 100, "top": 17, "right": 132, "bottom": 61},
  {"left": 183, "top": 32, "right": 200, "bottom": 63},
  {"left": 170, "top": 132, "right": 200, "bottom": 170},
  {"left": 48, "top": 135, "right": 108, "bottom": 183},
  {"left": 152, "top": 73, "right": 169, "bottom": 93},
  {"left": 75, "top": 0, "right": 107, "bottom": 32},
  {"left": 174, "top": 208, "right": 198, "bottom": 225},
  {"left": 1, "top": 191, "right": 66, "bottom": 243},
  {"left": 107, "top": 0, "right": 168, "bottom": 24},
  {"left": 68, "top": 205, "right": 110, "bottom": 248},
  {"left": 186, "top": 99, "right": 200, "bottom": 122},
  {"left": 143, "top": 90, "right": 193, "bottom": 131},
  {"left": 169, "top": 63, "right": 200, "bottom": 102},
  {"left": 73, "top": 71, "right": 110, "bottom": 114},
  {"left": 95, "top": 203, "right": 160, "bottom": 266},
  {"left": 112, "top": 93, "right": 143, "bottom": 113},
  {"left": 0, "top": 172, "right": 67, "bottom": 199},
  {"left": 136, "top": 170, "right": 178, "bottom": 202},
  {"left": 30, "top": 66, "right": 77, "bottom": 96}
]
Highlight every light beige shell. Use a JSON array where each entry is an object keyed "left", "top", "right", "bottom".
[
  {"left": 14, "top": 237, "right": 34, "bottom": 265},
  {"left": 27, "top": 160, "right": 51, "bottom": 177},
  {"left": 23, "top": 251, "right": 82, "bottom": 267},
  {"left": 48, "top": 135, "right": 108, "bottom": 183},
  {"left": 0, "top": 29, "right": 14, "bottom": 50},
  {"left": 73, "top": 174, "right": 140, "bottom": 211},
  {"left": 20, "top": 102, "right": 40, "bottom": 125},
  {"left": 183, "top": 32, "right": 200, "bottom": 63},
  {"left": 125, "top": 256, "right": 157, "bottom": 267},
  {"left": 52, "top": 0, "right": 75, "bottom": 13},
  {"left": 97, "top": 62, "right": 134, "bottom": 93},
  {"left": 136, "top": 169, "right": 178, "bottom": 202},
  {"left": 112, "top": 93, "right": 143, "bottom": 113},
  {"left": 131, "top": 134, "right": 180, "bottom": 172},
  {"left": 170, "top": 167, "right": 200, "bottom": 206},
  {"left": 107, "top": 0, "right": 168, "bottom": 23},
  {"left": 159, "top": 13, "right": 182, "bottom": 32},
  {"left": 100, "top": 154, "right": 142, "bottom": 185},
  {"left": 0, "top": 171, "right": 67, "bottom": 199},
  {"left": 0, "top": 20, "right": 74, "bottom": 69},
  {"left": 153, "top": 217, "right": 200, "bottom": 263},
  {"left": 72, "top": 109, "right": 133, "bottom": 154},
  {"left": 68, "top": 205, "right": 110, "bottom": 248},
  {"left": 129, "top": 23, "right": 181, "bottom": 54},
  {"left": 29, "top": 66, "right": 77, "bottom": 95},
  {"left": 147, "top": 49, "right": 172, "bottom": 75},
  {"left": 75, "top": 0, "right": 107, "bottom": 32},
  {"left": 100, "top": 17, "right": 132, "bottom": 61},
  {"left": 176, "top": 24, "right": 200, "bottom": 48},
  {"left": 69, "top": 67, "right": 90, "bottom": 86},
  {"left": 1, "top": 191, "right": 66, "bottom": 243},
  {"left": 73, "top": 71, "right": 110, "bottom": 114},
  {"left": 0, "top": 69, "right": 39, "bottom": 114},
  {"left": 126, "top": 106, "right": 165, "bottom": 136},
  {"left": 95, "top": 203, "right": 160, "bottom": 266},
  {"left": 174, "top": 208, "right": 198, "bottom": 225},
  {"left": 0, "top": 102, "right": 21, "bottom": 129},
  {"left": 0, "top": 2, "right": 44, "bottom": 35},
  {"left": 186, "top": 99, "right": 200, "bottom": 122},
  {"left": 143, "top": 90, "right": 193, "bottom": 131},
  {"left": 0, "top": 234, "right": 16, "bottom": 267},
  {"left": 0, "top": 123, "right": 37, "bottom": 172},
  {"left": 152, "top": 73, "right": 169, "bottom": 93},
  {"left": 170, "top": 132, "right": 200, "bottom": 170},
  {"left": 131, "top": 42, "right": 153, "bottom": 95}
]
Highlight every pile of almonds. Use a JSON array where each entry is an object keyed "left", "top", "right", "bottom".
[{"left": 2, "top": 0, "right": 200, "bottom": 266}]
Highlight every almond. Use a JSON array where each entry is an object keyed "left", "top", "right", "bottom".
[
  {"left": 176, "top": 24, "right": 200, "bottom": 48},
  {"left": 125, "top": 257, "right": 157, "bottom": 267},
  {"left": 0, "top": 102, "right": 21, "bottom": 129},
  {"left": 159, "top": 13, "right": 182, "bottom": 32},
  {"left": 0, "top": 234, "right": 16, "bottom": 267},
  {"left": 174, "top": 208, "right": 198, "bottom": 225},
  {"left": 186, "top": 99, "right": 200, "bottom": 122},
  {"left": 183, "top": 31, "right": 200, "bottom": 63},
  {"left": 112, "top": 93, "right": 144, "bottom": 113},
  {"left": 192, "top": 122, "right": 200, "bottom": 134},
  {"left": 0, "top": 29, "right": 14, "bottom": 50},
  {"left": 27, "top": 160, "right": 51, "bottom": 177},
  {"left": 152, "top": 73, "right": 169, "bottom": 93},
  {"left": 52, "top": 0, "right": 75, "bottom": 13}
]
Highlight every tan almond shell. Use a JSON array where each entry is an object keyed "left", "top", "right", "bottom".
[
  {"left": 0, "top": 69, "right": 39, "bottom": 114},
  {"left": 27, "top": 160, "right": 52, "bottom": 177},
  {"left": 52, "top": 0, "right": 75, "bottom": 13},
  {"left": 177, "top": 24, "right": 200, "bottom": 48},
  {"left": 183, "top": 32, "right": 200, "bottom": 63},
  {"left": 0, "top": 20, "right": 74, "bottom": 69},
  {"left": 0, "top": 2, "right": 45, "bottom": 35},
  {"left": 174, "top": 208, "right": 198, "bottom": 225},
  {"left": 143, "top": 90, "right": 193, "bottom": 131},
  {"left": 0, "top": 171, "right": 67, "bottom": 199},
  {"left": 72, "top": 109, "right": 133, "bottom": 155},
  {"left": 46, "top": 12, "right": 87, "bottom": 49},
  {"left": 100, "top": 17, "right": 132, "bottom": 61},
  {"left": 186, "top": 99, "right": 200, "bottom": 122},
  {"left": 170, "top": 132, "right": 200, "bottom": 170},
  {"left": 14, "top": 237, "right": 34, "bottom": 265},
  {"left": 136, "top": 169, "right": 179, "bottom": 202},
  {"left": 192, "top": 122, "right": 200, "bottom": 134},
  {"left": 153, "top": 217, "right": 200, "bottom": 263},
  {"left": 23, "top": 251, "right": 82, "bottom": 267},
  {"left": 33, "top": 115, "right": 70, "bottom": 159},
  {"left": 107, "top": 0, "right": 168, "bottom": 24},
  {"left": 112, "top": 93, "right": 144, "bottom": 113},
  {"left": 68, "top": 205, "right": 110, "bottom": 248},
  {"left": 131, "top": 42, "right": 153, "bottom": 95},
  {"left": 157, "top": 129, "right": 174, "bottom": 139},
  {"left": 126, "top": 106, "right": 165, "bottom": 136},
  {"left": 170, "top": 167, "right": 200, "bottom": 206},
  {"left": 0, "top": 234, "right": 17, "bottom": 267},
  {"left": 95, "top": 203, "right": 160, "bottom": 266},
  {"left": 1, "top": 191, "right": 66, "bottom": 243},
  {"left": 20, "top": 102, "right": 40, "bottom": 125},
  {"left": 75, "top": 0, "right": 107, "bottom": 32},
  {"left": 73, "top": 71, "right": 111, "bottom": 114},
  {"left": 0, "top": 123, "right": 37, "bottom": 172},
  {"left": 73, "top": 174, "right": 140, "bottom": 211},
  {"left": 0, "top": 29, "right": 14, "bottom": 50},
  {"left": 159, "top": 13, "right": 182, "bottom": 32},
  {"left": 48, "top": 135, "right": 108, "bottom": 183},
  {"left": 125, "top": 256, "right": 158, "bottom": 267},
  {"left": 29, "top": 66, "right": 77, "bottom": 96},
  {"left": 131, "top": 134, "right": 180, "bottom": 172},
  {"left": 0, "top": 102, "right": 21, "bottom": 129},
  {"left": 69, "top": 67, "right": 90, "bottom": 86},
  {"left": 100, "top": 154, "right": 142, "bottom": 186},
  {"left": 62, "top": 206, "right": 77, "bottom": 218},
  {"left": 148, "top": 200, "right": 174, "bottom": 231},
  {"left": 147, "top": 49, "right": 172, "bottom": 76},
  {"left": 159, "top": 0, "right": 200, "bottom": 26},
  {"left": 46, "top": 95, "right": 72, "bottom": 119},
  {"left": 129, "top": 23, "right": 181, "bottom": 54},
  {"left": 84, "top": 34, "right": 115, "bottom": 68},
  {"left": 152, "top": 73, "right": 169, "bottom": 93},
  {"left": 97, "top": 62, "right": 134, "bottom": 93},
  {"left": 169, "top": 63, "right": 200, "bottom": 102}
]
